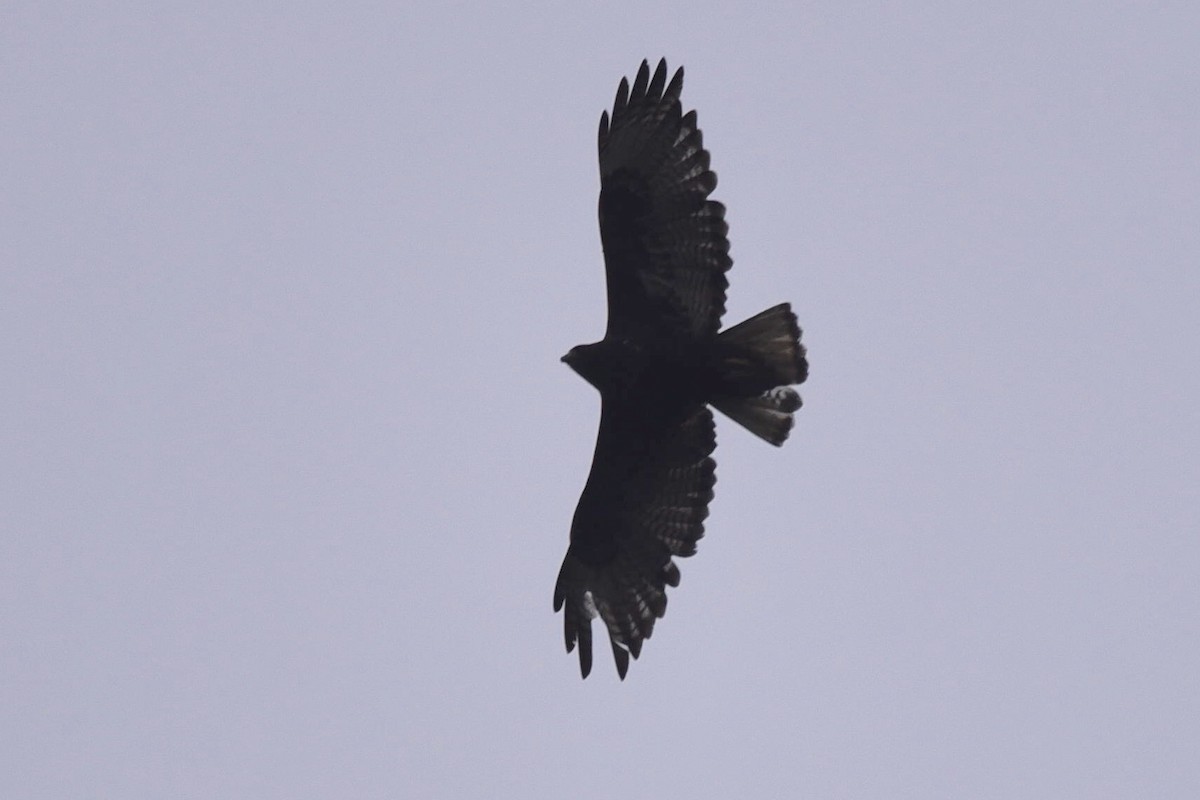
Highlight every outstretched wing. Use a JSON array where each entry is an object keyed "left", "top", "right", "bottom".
[
  {"left": 554, "top": 400, "right": 716, "bottom": 679},
  {"left": 598, "top": 59, "right": 732, "bottom": 341}
]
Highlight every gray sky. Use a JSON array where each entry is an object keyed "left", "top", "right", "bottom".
[{"left": 3, "top": 2, "right": 1198, "bottom": 797}]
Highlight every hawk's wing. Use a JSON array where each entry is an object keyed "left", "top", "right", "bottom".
[
  {"left": 598, "top": 59, "right": 732, "bottom": 341},
  {"left": 554, "top": 399, "right": 716, "bottom": 679}
]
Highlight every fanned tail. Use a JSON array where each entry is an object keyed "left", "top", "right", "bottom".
[
  {"left": 712, "top": 387, "right": 802, "bottom": 446},
  {"left": 711, "top": 303, "right": 807, "bottom": 446}
]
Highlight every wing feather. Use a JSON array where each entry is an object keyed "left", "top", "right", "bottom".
[
  {"left": 598, "top": 59, "right": 731, "bottom": 341},
  {"left": 554, "top": 402, "right": 716, "bottom": 679}
]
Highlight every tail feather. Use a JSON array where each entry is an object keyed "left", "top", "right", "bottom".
[
  {"left": 712, "top": 303, "right": 807, "bottom": 446},
  {"left": 717, "top": 303, "right": 807, "bottom": 387},
  {"left": 712, "top": 387, "right": 802, "bottom": 446}
]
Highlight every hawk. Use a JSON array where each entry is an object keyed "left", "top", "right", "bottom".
[{"left": 555, "top": 59, "right": 808, "bottom": 679}]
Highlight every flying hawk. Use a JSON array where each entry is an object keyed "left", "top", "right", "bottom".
[{"left": 555, "top": 59, "right": 808, "bottom": 679}]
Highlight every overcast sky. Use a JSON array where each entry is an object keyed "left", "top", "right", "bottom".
[{"left": 3, "top": 2, "right": 1198, "bottom": 798}]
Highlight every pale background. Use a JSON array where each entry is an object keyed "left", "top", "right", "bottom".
[{"left": 3, "top": 2, "right": 1198, "bottom": 797}]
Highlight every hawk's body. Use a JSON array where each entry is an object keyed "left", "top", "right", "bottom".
[{"left": 555, "top": 60, "right": 808, "bottom": 679}]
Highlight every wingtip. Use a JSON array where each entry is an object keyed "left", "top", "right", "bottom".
[
  {"left": 666, "top": 62, "right": 684, "bottom": 99},
  {"left": 614, "top": 76, "right": 630, "bottom": 113},
  {"left": 612, "top": 641, "right": 630, "bottom": 680},
  {"left": 631, "top": 60, "right": 650, "bottom": 99},
  {"left": 578, "top": 632, "right": 593, "bottom": 679},
  {"left": 648, "top": 58, "right": 668, "bottom": 98}
]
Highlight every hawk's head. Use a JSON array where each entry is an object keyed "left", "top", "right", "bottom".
[{"left": 562, "top": 341, "right": 613, "bottom": 391}]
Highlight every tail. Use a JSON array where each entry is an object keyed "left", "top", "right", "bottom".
[{"left": 710, "top": 303, "right": 808, "bottom": 446}]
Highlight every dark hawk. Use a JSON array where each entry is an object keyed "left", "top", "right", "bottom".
[{"left": 555, "top": 59, "right": 808, "bottom": 679}]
